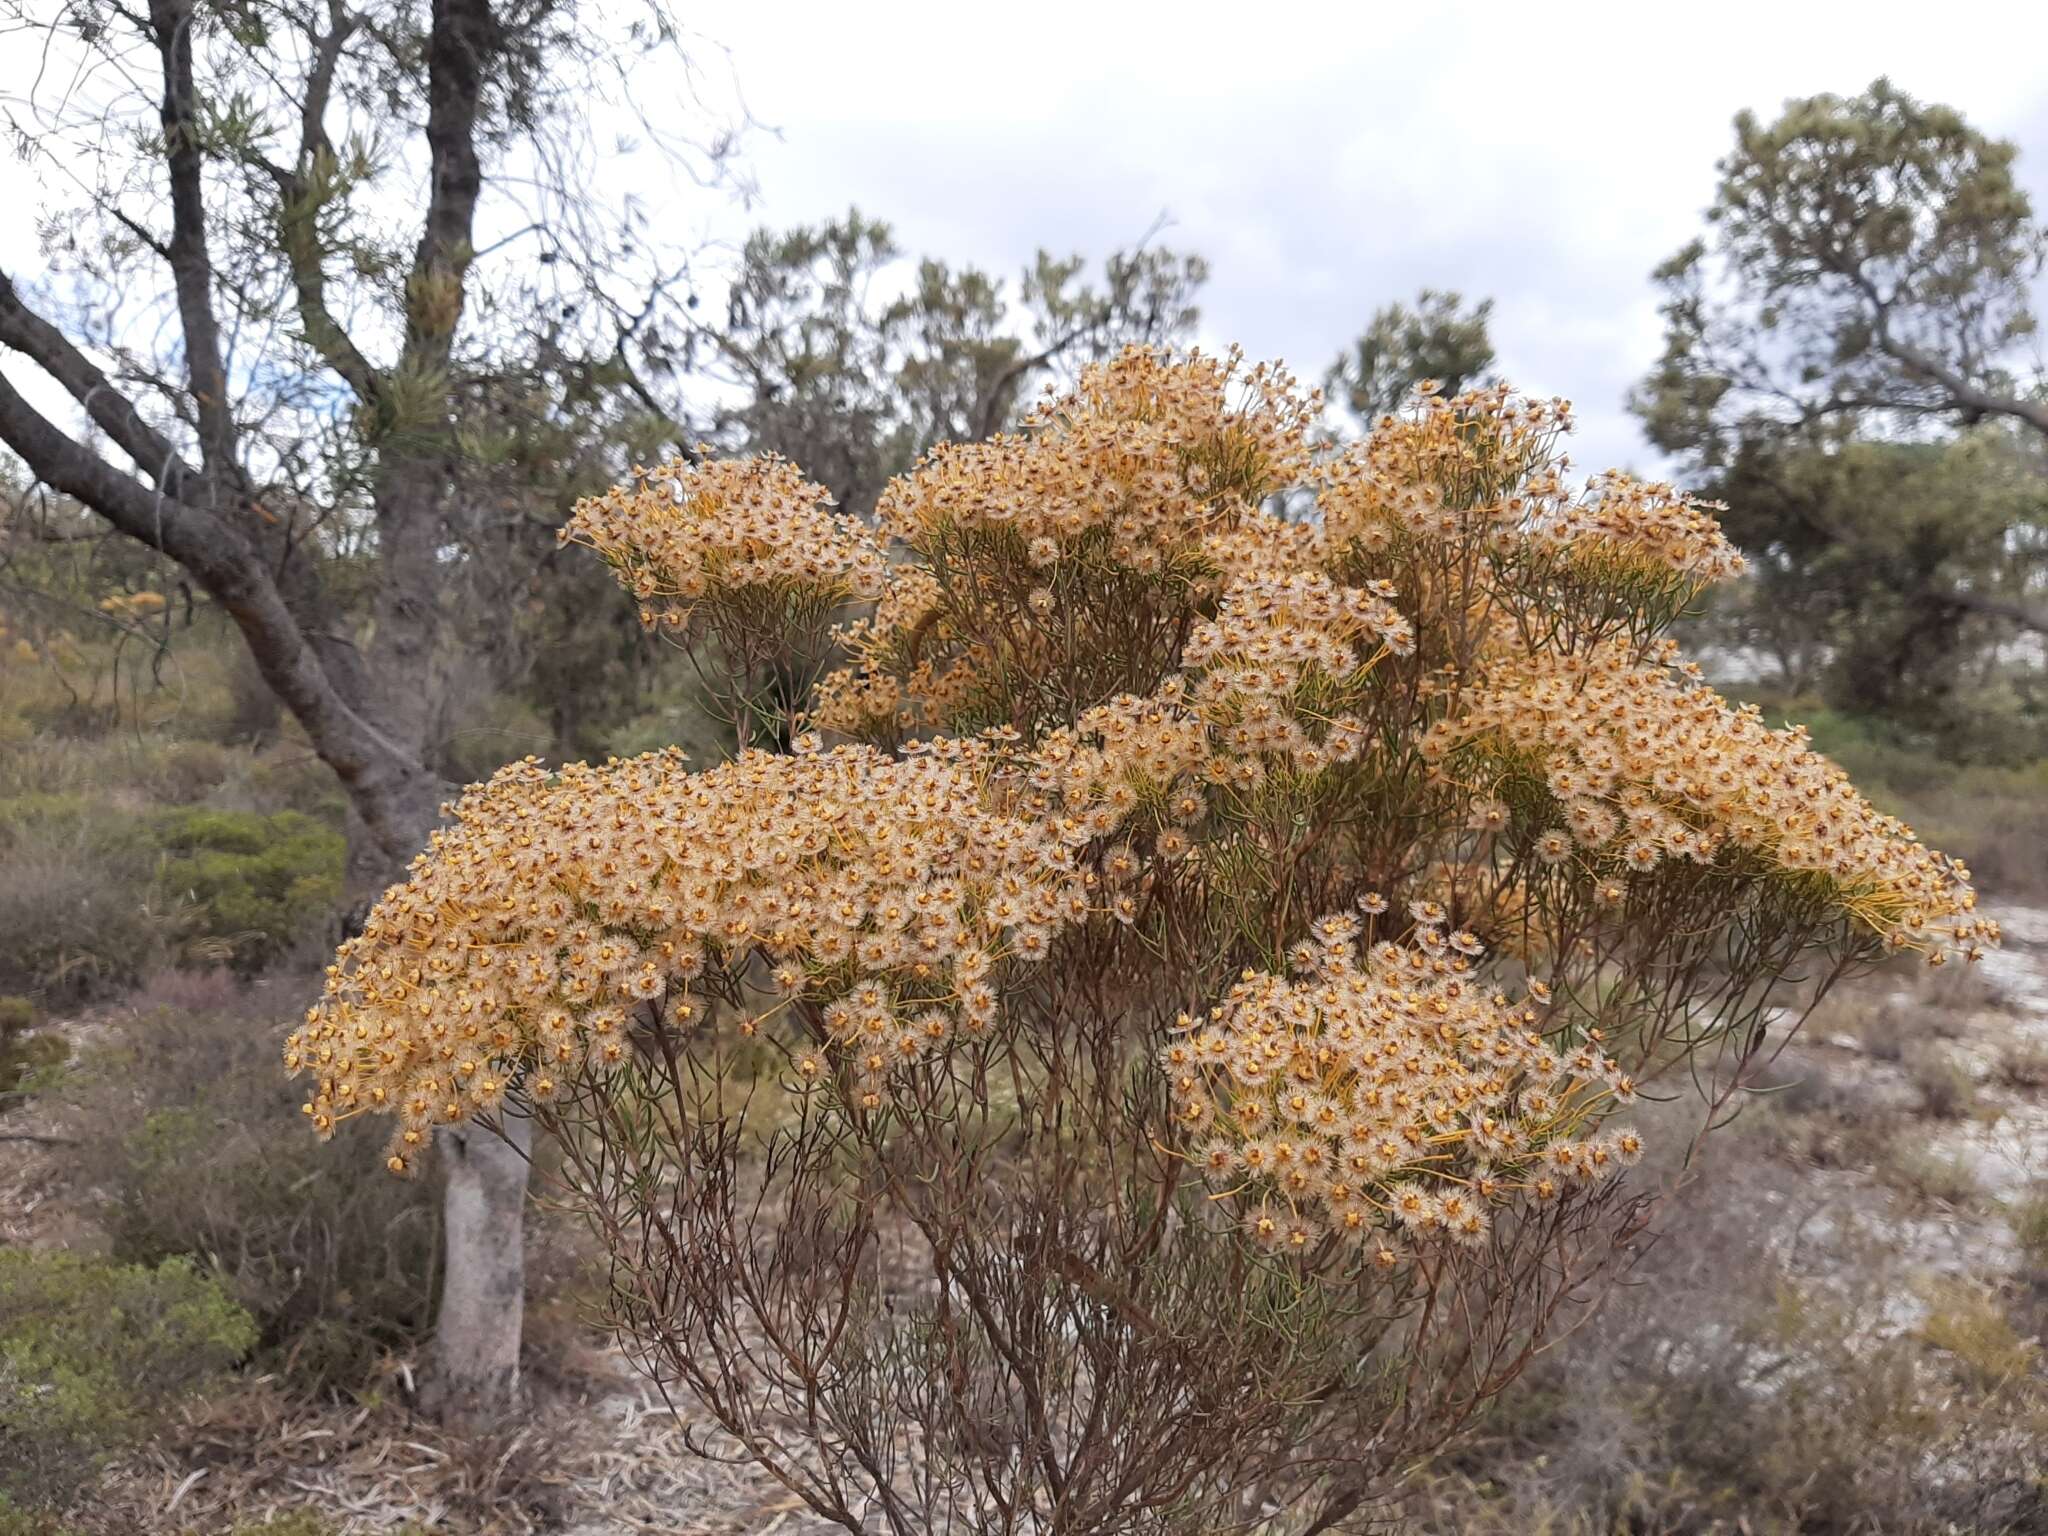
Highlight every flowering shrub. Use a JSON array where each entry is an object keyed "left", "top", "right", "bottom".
[{"left": 290, "top": 349, "right": 1989, "bottom": 1532}]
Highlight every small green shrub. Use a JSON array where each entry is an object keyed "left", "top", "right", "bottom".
[
  {"left": 0, "top": 1250, "right": 255, "bottom": 1511},
  {"left": 78, "top": 985, "right": 438, "bottom": 1389},
  {"left": 0, "top": 795, "right": 344, "bottom": 1000},
  {"left": 150, "top": 809, "right": 344, "bottom": 972}
]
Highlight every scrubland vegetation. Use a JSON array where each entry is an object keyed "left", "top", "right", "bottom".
[
  {"left": 4, "top": 377, "right": 2044, "bottom": 1532},
  {"left": 0, "top": 10, "right": 2043, "bottom": 1530}
]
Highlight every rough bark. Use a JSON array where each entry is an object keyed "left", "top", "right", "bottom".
[{"left": 0, "top": 0, "right": 531, "bottom": 1429}]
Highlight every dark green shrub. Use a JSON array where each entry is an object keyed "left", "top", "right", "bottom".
[
  {"left": 0, "top": 1250, "right": 255, "bottom": 1511},
  {"left": 79, "top": 984, "right": 438, "bottom": 1389},
  {"left": 149, "top": 809, "right": 344, "bottom": 972}
]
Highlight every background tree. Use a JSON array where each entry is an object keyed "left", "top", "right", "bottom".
[
  {"left": 0, "top": 0, "right": 731, "bottom": 1423},
  {"left": 1712, "top": 425, "right": 2046, "bottom": 748},
  {"left": 690, "top": 209, "right": 1208, "bottom": 514},
  {"left": 1326, "top": 288, "right": 1496, "bottom": 429},
  {"left": 1635, "top": 80, "right": 2048, "bottom": 749},
  {"left": 1637, "top": 79, "right": 2047, "bottom": 463}
]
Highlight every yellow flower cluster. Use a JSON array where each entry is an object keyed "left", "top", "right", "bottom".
[
  {"left": 561, "top": 454, "right": 886, "bottom": 633},
  {"left": 1185, "top": 570, "right": 1411, "bottom": 776},
  {"left": 1319, "top": 387, "right": 1741, "bottom": 593},
  {"left": 876, "top": 346, "right": 1318, "bottom": 578},
  {"left": 1427, "top": 643, "right": 1990, "bottom": 957},
  {"left": 285, "top": 741, "right": 1082, "bottom": 1169},
  {"left": 1542, "top": 470, "right": 1748, "bottom": 585},
  {"left": 1163, "top": 913, "right": 1637, "bottom": 1260}
]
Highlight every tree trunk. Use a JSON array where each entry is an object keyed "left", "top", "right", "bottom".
[
  {"left": 1, "top": 0, "right": 532, "bottom": 1435},
  {"left": 424, "top": 1112, "right": 533, "bottom": 1428}
]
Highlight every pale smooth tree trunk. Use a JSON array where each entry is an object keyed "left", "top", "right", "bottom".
[{"left": 424, "top": 1112, "right": 533, "bottom": 1427}]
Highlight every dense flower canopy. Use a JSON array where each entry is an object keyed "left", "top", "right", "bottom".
[
  {"left": 294, "top": 346, "right": 1989, "bottom": 1266},
  {"left": 1167, "top": 914, "right": 1639, "bottom": 1261}
]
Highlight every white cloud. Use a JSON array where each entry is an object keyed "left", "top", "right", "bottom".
[
  {"left": 706, "top": 0, "right": 2048, "bottom": 471},
  {"left": 3, "top": 0, "right": 2046, "bottom": 477}
]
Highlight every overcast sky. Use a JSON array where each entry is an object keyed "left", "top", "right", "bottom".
[
  {"left": 695, "top": 0, "right": 2048, "bottom": 473},
  {"left": 3, "top": 1, "right": 2046, "bottom": 479}
]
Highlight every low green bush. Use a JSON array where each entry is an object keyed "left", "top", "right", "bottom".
[
  {"left": 0, "top": 1250, "right": 255, "bottom": 1511},
  {"left": 150, "top": 808, "right": 344, "bottom": 971},
  {"left": 0, "top": 800, "right": 343, "bottom": 999},
  {"left": 79, "top": 986, "right": 439, "bottom": 1390}
]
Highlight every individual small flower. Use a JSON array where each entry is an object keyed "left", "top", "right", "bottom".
[{"left": 1466, "top": 798, "right": 1509, "bottom": 834}]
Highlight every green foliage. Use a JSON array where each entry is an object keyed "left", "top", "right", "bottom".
[
  {"left": 1637, "top": 77, "right": 2044, "bottom": 463},
  {"left": 1326, "top": 287, "right": 1496, "bottom": 427},
  {"left": 0, "top": 1250, "right": 255, "bottom": 1511},
  {"left": 1640, "top": 80, "right": 2047, "bottom": 758},
  {"left": 1705, "top": 428, "right": 2046, "bottom": 754},
  {"left": 151, "top": 808, "right": 344, "bottom": 970},
  {"left": 0, "top": 618, "right": 348, "bottom": 1000},
  {"left": 78, "top": 987, "right": 439, "bottom": 1390},
  {"left": 0, "top": 800, "right": 343, "bottom": 998}
]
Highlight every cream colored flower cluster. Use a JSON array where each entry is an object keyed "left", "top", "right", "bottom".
[
  {"left": 1319, "top": 386, "right": 1575, "bottom": 554},
  {"left": 876, "top": 347, "right": 1318, "bottom": 578},
  {"left": 1319, "top": 388, "right": 1742, "bottom": 595},
  {"left": 811, "top": 565, "right": 985, "bottom": 739},
  {"left": 1184, "top": 570, "right": 1412, "bottom": 775},
  {"left": 1540, "top": 470, "right": 1747, "bottom": 584},
  {"left": 1027, "top": 687, "right": 1214, "bottom": 853},
  {"left": 561, "top": 454, "right": 886, "bottom": 633},
  {"left": 285, "top": 741, "right": 1083, "bottom": 1168},
  {"left": 1163, "top": 912, "right": 1638, "bottom": 1261},
  {"left": 1427, "top": 644, "right": 1991, "bottom": 958}
]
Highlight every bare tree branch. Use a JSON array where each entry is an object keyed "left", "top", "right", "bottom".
[
  {"left": 0, "top": 268, "right": 199, "bottom": 491},
  {"left": 147, "top": 0, "right": 248, "bottom": 501}
]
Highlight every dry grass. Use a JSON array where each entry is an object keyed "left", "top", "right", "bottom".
[{"left": 90, "top": 1370, "right": 834, "bottom": 1536}]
